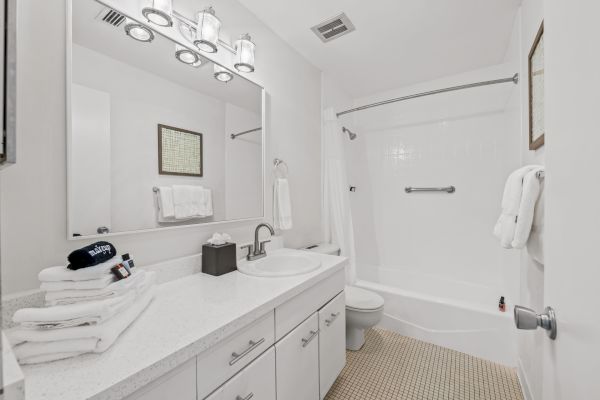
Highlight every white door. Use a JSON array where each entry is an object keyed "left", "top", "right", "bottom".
[
  {"left": 276, "top": 313, "right": 320, "bottom": 400},
  {"left": 542, "top": 3, "right": 600, "bottom": 400},
  {"left": 318, "top": 292, "right": 346, "bottom": 399}
]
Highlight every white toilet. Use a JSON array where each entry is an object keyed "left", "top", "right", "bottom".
[{"left": 305, "top": 244, "right": 385, "bottom": 351}]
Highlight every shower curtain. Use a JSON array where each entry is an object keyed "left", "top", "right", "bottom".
[{"left": 322, "top": 108, "right": 357, "bottom": 284}]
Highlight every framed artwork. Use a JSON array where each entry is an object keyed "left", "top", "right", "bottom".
[
  {"left": 528, "top": 21, "right": 545, "bottom": 150},
  {"left": 158, "top": 124, "right": 203, "bottom": 177}
]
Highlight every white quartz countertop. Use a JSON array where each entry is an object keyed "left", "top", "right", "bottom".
[{"left": 21, "top": 252, "right": 346, "bottom": 400}]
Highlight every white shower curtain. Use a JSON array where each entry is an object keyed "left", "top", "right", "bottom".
[{"left": 322, "top": 107, "right": 357, "bottom": 284}]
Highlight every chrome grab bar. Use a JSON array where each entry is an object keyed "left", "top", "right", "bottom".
[
  {"left": 229, "top": 338, "right": 265, "bottom": 366},
  {"left": 236, "top": 393, "right": 254, "bottom": 400},
  {"left": 301, "top": 330, "right": 319, "bottom": 348},
  {"left": 325, "top": 312, "right": 340, "bottom": 327},
  {"left": 405, "top": 186, "right": 455, "bottom": 194}
]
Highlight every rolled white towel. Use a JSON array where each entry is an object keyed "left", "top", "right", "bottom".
[
  {"left": 38, "top": 256, "right": 123, "bottom": 282},
  {"left": 45, "top": 270, "right": 147, "bottom": 306},
  {"left": 9, "top": 282, "right": 157, "bottom": 364}
]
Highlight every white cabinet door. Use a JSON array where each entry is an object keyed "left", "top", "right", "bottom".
[
  {"left": 318, "top": 291, "right": 346, "bottom": 399},
  {"left": 124, "top": 358, "right": 196, "bottom": 400},
  {"left": 205, "top": 348, "right": 275, "bottom": 400},
  {"left": 275, "top": 313, "right": 320, "bottom": 400}
]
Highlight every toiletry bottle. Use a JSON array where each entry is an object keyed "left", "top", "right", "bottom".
[{"left": 499, "top": 296, "right": 506, "bottom": 312}]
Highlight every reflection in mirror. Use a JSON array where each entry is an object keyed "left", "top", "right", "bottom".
[{"left": 69, "top": 0, "right": 264, "bottom": 238}]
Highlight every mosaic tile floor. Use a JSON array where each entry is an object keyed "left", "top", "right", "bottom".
[{"left": 325, "top": 328, "right": 523, "bottom": 400}]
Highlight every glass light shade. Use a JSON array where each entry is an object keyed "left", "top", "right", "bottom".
[
  {"left": 175, "top": 45, "right": 199, "bottom": 65},
  {"left": 191, "top": 59, "right": 203, "bottom": 68},
  {"left": 124, "top": 19, "right": 154, "bottom": 42},
  {"left": 234, "top": 34, "right": 255, "bottom": 73},
  {"left": 213, "top": 65, "right": 233, "bottom": 82},
  {"left": 194, "top": 7, "right": 221, "bottom": 53},
  {"left": 142, "top": 0, "right": 173, "bottom": 27}
]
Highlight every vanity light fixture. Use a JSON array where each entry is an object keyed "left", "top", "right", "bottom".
[
  {"left": 175, "top": 44, "right": 199, "bottom": 65},
  {"left": 194, "top": 7, "right": 221, "bottom": 53},
  {"left": 142, "top": 0, "right": 173, "bottom": 27},
  {"left": 234, "top": 34, "right": 255, "bottom": 73},
  {"left": 214, "top": 65, "right": 233, "bottom": 82},
  {"left": 124, "top": 18, "right": 154, "bottom": 42}
]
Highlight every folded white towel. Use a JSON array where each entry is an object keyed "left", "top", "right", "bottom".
[
  {"left": 45, "top": 270, "right": 146, "bottom": 306},
  {"left": 157, "top": 186, "right": 175, "bottom": 219},
  {"left": 196, "top": 187, "right": 213, "bottom": 217},
  {"left": 38, "top": 256, "right": 123, "bottom": 282},
  {"left": 512, "top": 167, "right": 544, "bottom": 249},
  {"left": 274, "top": 178, "right": 293, "bottom": 230},
  {"left": 13, "top": 338, "right": 97, "bottom": 362},
  {"left": 173, "top": 185, "right": 196, "bottom": 219},
  {"left": 494, "top": 166, "right": 541, "bottom": 248},
  {"left": 9, "top": 283, "right": 156, "bottom": 364},
  {"left": 14, "top": 273, "right": 155, "bottom": 329},
  {"left": 17, "top": 351, "right": 87, "bottom": 365},
  {"left": 40, "top": 274, "right": 115, "bottom": 292}
]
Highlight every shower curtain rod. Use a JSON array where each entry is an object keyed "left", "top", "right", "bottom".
[{"left": 336, "top": 73, "right": 519, "bottom": 117}]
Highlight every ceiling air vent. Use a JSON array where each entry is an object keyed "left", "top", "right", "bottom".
[
  {"left": 95, "top": 8, "right": 127, "bottom": 27},
  {"left": 311, "top": 13, "right": 355, "bottom": 43}
]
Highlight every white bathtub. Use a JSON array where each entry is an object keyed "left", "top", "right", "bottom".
[{"left": 355, "top": 266, "right": 517, "bottom": 366}]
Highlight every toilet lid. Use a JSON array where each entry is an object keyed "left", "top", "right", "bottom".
[{"left": 345, "top": 286, "right": 384, "bottom": 311}]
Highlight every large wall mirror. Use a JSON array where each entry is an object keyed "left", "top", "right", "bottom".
[{"left": 68, "top": 0, "right": 264, "bottom": 238}]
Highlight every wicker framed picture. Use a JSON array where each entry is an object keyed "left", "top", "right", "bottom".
[
  {"left": 158, "top": 124, "right": 203, "bottom": 177},
  {"left": 528, "top": 21, "right": 545, "bottom": 150}
]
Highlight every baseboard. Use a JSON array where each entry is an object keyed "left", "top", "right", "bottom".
[{"left": 517, "top": 358, "right": 533, "bottom": 400}]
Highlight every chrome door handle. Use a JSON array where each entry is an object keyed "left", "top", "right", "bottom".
[
  {"left": 514, "top": 305, "right": 557, "bottom": 340},
  {"left": 301, "top": 330, "right": 319, "bottom": 347},
  {"left": 325, "top": 312, "right": 340, "bottom": 326},
  {"left": 236, "top": 393, "right": 254, "bottom": 400},
  {"left": 230, "top": 338, "right": 265, "bottom": 366}
]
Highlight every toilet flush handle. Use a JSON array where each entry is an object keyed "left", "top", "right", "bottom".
[{"left": 514, "top": 305, "right": 557, "bottom": 340}]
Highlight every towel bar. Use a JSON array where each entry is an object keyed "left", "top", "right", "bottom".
[{"left": 405, "top": 186, "right": 455, "bottom": 194}]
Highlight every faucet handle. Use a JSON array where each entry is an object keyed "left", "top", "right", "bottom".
[
  {"left": 241, "top": 244, "right": 254, "bottom": 259},
  {"left": 259, "top": 240, "right": 271, "bottom": 253}
]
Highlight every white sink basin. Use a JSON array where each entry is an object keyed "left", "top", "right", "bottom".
[{"left": 238, "top": 249, "right": 321, "bottom": 277}]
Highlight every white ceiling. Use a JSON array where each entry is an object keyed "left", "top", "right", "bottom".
[{"left": 237, "top": 0, "right": 521, "bottom": 98}]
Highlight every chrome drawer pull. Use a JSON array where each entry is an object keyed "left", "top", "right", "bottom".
[
  {"left": 236, "top": 393, "right": 254, "bottom": 400},
  {"left": 229, "top": 338, "right": 265, "bottom": 366},
  {"left": 325, "top": 312, "right": 340, "bottom": 327},
  {"left": 301, "top": 330, "right": 319, "bottom": 348}
]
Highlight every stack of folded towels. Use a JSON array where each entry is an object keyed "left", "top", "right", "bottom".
[
  {"left": 157, "top": 185, "right": 213, "bottom": 222},
  {"left": 7, "top": 241, "right": 157, "bottom": 364}
]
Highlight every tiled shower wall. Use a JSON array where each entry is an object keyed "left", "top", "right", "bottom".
[{"left": 342, "top": 64, "right": 521, "bottom": 300}]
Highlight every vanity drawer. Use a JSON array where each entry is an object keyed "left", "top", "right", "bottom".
[
  {"left": 205, "top": 347, "right": 276, "bottom": 400},
  {"left": 275, "top": 268, "right": 345, "bottom": 340},
  {"left": 197, "top": 311, "right": 275, "bottom": 399}
]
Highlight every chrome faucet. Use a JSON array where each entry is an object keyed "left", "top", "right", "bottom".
[{"left": 242, "top": 223, "right": 275, "bottom": 261}]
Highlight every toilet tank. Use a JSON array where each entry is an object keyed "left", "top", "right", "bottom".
[{"left": 304, "top": 243, "right": 340, "bottom": 256}]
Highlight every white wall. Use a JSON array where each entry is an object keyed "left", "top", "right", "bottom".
[
  {"left": 503, "top": 1, "right": 545, "bottom": 399},
  {"left": 72, "top": 44, "right": 227, "bottom": 233},
  {"left": 70, "top": 84, "right": 112, "bottom": 235},
  {"left": 224, "top": 103, "right": 262, "bottom": 220},
  {"left": 341, "top": 64, "right": 521, "bottom": 301},
  {"left": 0, "top": 0, "right": 322, "bottom": 294}
]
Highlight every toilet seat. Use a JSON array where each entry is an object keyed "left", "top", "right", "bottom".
[{"left": 345, "top": 286, "right": 384, "bottom": 312}]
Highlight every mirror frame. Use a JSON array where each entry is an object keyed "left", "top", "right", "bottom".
[{"left": 65, "top": 0, "right": 266, "bottom": 240}]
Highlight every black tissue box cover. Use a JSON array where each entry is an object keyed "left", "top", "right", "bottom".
[{"left": 202, "top": 242, "right": 237, "bottom": 276}]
